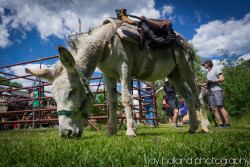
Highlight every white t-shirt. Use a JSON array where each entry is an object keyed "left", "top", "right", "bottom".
[{"left": 206, "top": 67, "right": 223, "bottom": 91}]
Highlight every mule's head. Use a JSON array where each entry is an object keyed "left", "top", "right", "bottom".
[{"left": 25, "top": 46, "right": 94, "bottom": 138}]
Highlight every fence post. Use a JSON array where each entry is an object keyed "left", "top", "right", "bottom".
[
  {"left": 151, "top": 82, "right": 158, "bottom": 127},
  {"left": 137, "top": 80, "right": 143, "bottom": 121}
]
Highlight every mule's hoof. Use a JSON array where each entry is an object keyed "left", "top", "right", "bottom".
[
  {"left": 105, "top": 130, "right": 117, "bottom": 136},
  {"left": 201, "top": 126, "right": 209, "bottom": 133},
  {"left": 189, "top": 123, "right": 198, "bottom": 133},
  {"left": 188, "top": 129, "right": 196, "bottom": 134},
  {"left": 188, "top": 126, "right": 198, "bottom": 133},
  {"left": 132, "top": 127, "right": 137, "bottom": 133},
  {"left": 125, "top": 131, "right": 136, "bottom": 137}
]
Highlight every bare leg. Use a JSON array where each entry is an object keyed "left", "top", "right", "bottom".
[
  {"left": 135, "top": 112, "right": 140, "bottom": 123},
  {"left": 213, "top": 107, "right": 223, "bottom": 124},
  {"left": 103, "top": 75, "right": 118, "bottom": 136},
  {"left": 218, "top": 107, "right": 230, "bottom": 124},
  {"left": 179, "top": 118, "right": 183, "bottom": 124},
  {"left": 168, "top": 116, "right": 173, "bottom": 124},
  {"left": 173, "top": 109, "right": 179, "bottom": 126}
]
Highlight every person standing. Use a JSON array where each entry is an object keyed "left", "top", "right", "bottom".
[
  {"left": 162, "top": 95, "right": 174, "bottom": 124},
  {"left": 20, "top": 89, "right": 34, "bottom": 128},
  {"left": 142, "top": 85, "right": 154, "bottom": 126},
  {"left": 156, "top": 79, "right": 181, "bottom": 127},
  {"left": 200, "top": 59, "right": 230, "bottom": 128},
  {"left": 178, "top": 99, "right": 188, "bottom": 125},
  {"left": 33, "top": 91, "right": 45, "bottom": 109}
]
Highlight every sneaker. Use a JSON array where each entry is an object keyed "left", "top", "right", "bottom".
[
  {"left": 216, "top": 125, "right": 224, "bottom": 128},
  {"left": 224, "top": 125, "right": 231, "bottom": 128},
  {"left": 179, "top": 122, "right": 183, "bottom": 125},
  {"left": 174, "top": 125, "right": 179, "bottom": 128}
]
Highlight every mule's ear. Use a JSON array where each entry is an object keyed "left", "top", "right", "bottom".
[
  {"left": 57, "top": 45, "right": 75, "bottom": 73},
  {"left": 25, "top": 68, "right": 54, "bottom": 81}
]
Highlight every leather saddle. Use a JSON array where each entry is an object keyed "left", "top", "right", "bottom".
[{"left": 115, "top": 8, "right": 177, "bottom": 49}]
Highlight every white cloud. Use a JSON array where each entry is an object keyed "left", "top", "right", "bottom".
[
  {"left": 94, "top": 67, "right": 102, "bottom": 73},
  {"left": 90, "top": 81, "right": 104, "bottom": 92},
  {"left": 211, "top": 60, "right": 225, "bottom": 70},
  {"left": 129, "top": 0, "right": 160, "bottom": 19},
  {"left": 5, "top": 63, "right": 53, "bottom": 95},
  {"left": 0, "top": 0, "right": 163, "bottom": 48},
  {"left": 195, "top": 11, "right": 201, "bottom": 22},
  {"left": 162, "top": 4, "right": 174, "bottom": 16},
  {"left": 133, "top": 89, "right": 139, "bottom": 111},
  {"left": 191, "top": 13, "right": 250, "bottom": 58},
  {"left": 178, "top": 16, "right": 184, "bottom": 26},
  {"left": 239, "top": 53, "right": 250, "bottom": 61}
]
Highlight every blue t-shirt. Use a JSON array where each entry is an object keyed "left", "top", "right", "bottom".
[
  {"left": 142, "top": 90, "right": 153, "bottom": 104},
  {"left": 180, "top": 103, "right": 188, "bottom": 115}
]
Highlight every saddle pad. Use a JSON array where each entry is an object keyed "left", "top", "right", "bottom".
[
  {"left": 103, "top": 17, "right": 140, "bottom": 44},
  {"left": 117, "top": 22, "right": 140, "bottom": 44}
]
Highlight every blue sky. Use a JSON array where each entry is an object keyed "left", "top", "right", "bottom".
[{"left": 0, "top": 0, "right": 250, "bottom": 90}]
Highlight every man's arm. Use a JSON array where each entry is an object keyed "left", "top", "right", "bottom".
[
  {"left": 198, "top": 83, "right": 206, "bottom": 87},
  {"left": 155, "top": 87, "right": 164, "bottom": 95},
  {"left": 162, "top": 99, "right": 166, "bottom": 105},
  {"left": 212, "top": 74, "right": 224, "bottom": 83}
]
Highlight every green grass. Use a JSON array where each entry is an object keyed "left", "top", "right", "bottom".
[{"left": 0, "top": 124, "right": 249, "bottom": 167}]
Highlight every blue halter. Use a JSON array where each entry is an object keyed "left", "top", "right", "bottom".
[{"left": 57, "top": 66, "right": 94, "bottom": 119}]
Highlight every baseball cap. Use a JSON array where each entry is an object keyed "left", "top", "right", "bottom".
[
  {"left": 179, "top": 99, "right": 184, "bottom": 103},
  {"left": 201, "top": 59, "right": 213, "bottom": 66}
]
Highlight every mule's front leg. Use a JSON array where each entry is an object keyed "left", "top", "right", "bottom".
[
  {"left": 103, "top": 75, "right": 118, "bottom": 136},
  {"left": 179, "top": 67, "right": 210, "bottom": 132},
  {"left": 121, "top": 64, "right": 136, "bottom": 137}
]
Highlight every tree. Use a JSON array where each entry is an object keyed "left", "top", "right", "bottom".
[
  {"left": 91, "top": 91, "right": 123, "bottom": 123},
  {"left": 0, "top": 76, "right": 10, "bottom": 85},
  {"left": 0, "top": 76, "right": 23, "bottom": 87},
  {"left": 91, "top": 92, "right": 107, "bottom": 118},
  {"left": 10, "top": 82, "right": 23, "bottom": 87},
  {"left": 192, "top": 44, "right": 207, "bottom": 83}
]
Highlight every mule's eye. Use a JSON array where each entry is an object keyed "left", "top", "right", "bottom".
[{"left": 69, "top": 89, "right": 76, "bottom": 98}]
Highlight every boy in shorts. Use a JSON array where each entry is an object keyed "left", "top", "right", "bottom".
[{"left": 200, "top": 59, "right": 230, "bottom": 128}]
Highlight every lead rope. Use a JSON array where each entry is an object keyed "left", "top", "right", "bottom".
[
  {"left": 170, "top": 45, "right": 177, "bottom": 66},
  {"left": 85, "top": 73, "right": 103, "bottom": 126}
]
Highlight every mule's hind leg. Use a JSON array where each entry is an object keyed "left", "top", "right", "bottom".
[
  {"left": 120, "top": 63, "right": 136, "bottom": 137},
  {"left": 198, "top": 89, "right": 210, "bottom": 132},
  {"left": 168, "top": 69, "right": 198, "bottom": 133},
  {"left": 178, "top": 67, "right": 210, "bottom": 132},
  {"left": 103, "top": 75, "right": 118, "bottom": 136}
]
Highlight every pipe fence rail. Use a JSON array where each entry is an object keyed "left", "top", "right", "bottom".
[{"left": 0, "top": 56, "right": 159, "bottom": 131}]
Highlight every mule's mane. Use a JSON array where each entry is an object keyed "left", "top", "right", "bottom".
[
  {"left": 66, "top": 25, "right": 104, "bottom": 54},
  {"left": 55, "top": 24, "right": 111, "bottom": 80},
  {"left": 67, "top": 39, "right": 80, "bottom": 54},
  {"left": 54, "top": 64, "right": 63, "bottom": 80}
]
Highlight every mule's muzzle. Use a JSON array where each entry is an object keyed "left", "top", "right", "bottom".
[{"left": 59, "top": 126, "right": 83, "bottom": 138}]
